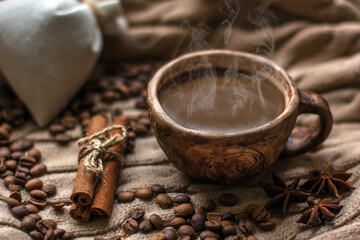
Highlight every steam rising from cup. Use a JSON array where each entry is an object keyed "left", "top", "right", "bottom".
[{"left": 161, "top": 1, "right": 280, "bottom": 127}]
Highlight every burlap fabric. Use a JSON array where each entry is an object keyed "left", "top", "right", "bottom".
[{"left": 1, "top": 0, "right": 360, "bottom": 239}]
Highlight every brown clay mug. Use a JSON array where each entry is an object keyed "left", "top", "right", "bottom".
[{"left": 147, "top": 50, "right": 333, "bottom": 184}]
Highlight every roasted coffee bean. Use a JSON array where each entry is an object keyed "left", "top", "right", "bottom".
[
  {"left": 19, "top": 156, "right": 37, "bottom": 168},
  {"left": 21, "top": 215, "right": 36, "bottom": 232},
  {"left": 0, "top": 147, "right": 11, "bottom": 158},
  {"left": 151, "top": 184, "right": 166, "bottom": 194},
  {"left": 29, "top": 230, "right": 44, "bottom": 240},
  {"left": 14, "top": 173, "right": 27, "bottom": 186},
  {"left": 17, "top": 166, "right": 30, "bottom": 174},
  {"left": 117, "top": 191, "right": 135, "bottom": 203},
  {"left": 173, "top": 194, "right": 191, "bottom": 204},
  {"left": 43, "top": 184, "right": 57, "bottom": 197},
  {"left": 133, "top": 124, "right": 147, "bottom": 137},
  {"left": 205, "top": 220, "right": 222, "bottom": 231},
  {"left": 30, "top": 163, "right": 47, "bottom": 177},
  {"left": 221, "top": 221, "right": 233, "bottom": 228},
  {"left": 49, "top": 124, "right": 66, "bottom": 135},
  {"left": 0, "top": 122, "right": 13, "bottom": 131},
  {"left": 25, "top": 178, "right": 43, "bottom": 192},
  {"left": 27, "top": 148, "right": 42, "bottom": 162},
  {"left": 163, "top": 228, "right": 177, "bottom": 240},
  {"left": 55, "top": 133, "right": 72, "bottom": 144},
  {"left": 61, "top": 231, "right": 75, "bottom": 239},
  {"left": 44, "top": 227, "right": 55, "bottom": 240},
  {"left": 149, "top": 214, "right": 164, "bottom": 229},
  {"left": 102, "top": 91, "right": 119, "bottom": 103},
  {"left": 221, "top": 225, "right": 237, "bottom": 237},
  {"left": 51, "top": 202, "right": 65, "bottom": 210},
  {"left": 43, "top": 219, "right": 57, "bottom": 229},
  {"left": 178, "top": 225, "right": 196, "bottom": 238},
  {"left": 245, "top": 204, "right": 260, "bottom": 214},
  {"left": 219, "top": 193, "right": 237, "bottom": 206},
  {"left": 139, "top": 219, "right": 153, "bottom": 233},
  {"left": 224, "top": 236, "right": 243, "bottom": 240},
  {"left": 25, "top": 204, "right": 39, "bottom": 214},
  {"left": 238, "top": 219, "right": 253, "bottom": 235},
  {"left": 28, "top": 213, "right": 42, "bottom": 221},
  {"left": 5, "top": 159, "right": 17, "bottom": 170},
  {"left": 0, "top": 157, "right": 6, "bottom": 172},
  {"left": 207, "top": 212, "right": 222, "bottom": 221},
  {"left": 11, "top": 151, "right": 23, "bottom": 160},
  {"left": 9, "top": 142, "right": 23, "bottom": 152},
  {"left": 199, "top": 230, "right": 220, "bottom": 240},
  {"left": 9, "top": 191, "right": 21, "bottom": 202},
  {"left": 22, "top": 140, "right": 34, "bottom": 151},
  {"left": 156, "top": 193, "right": 173, "bottom": 209},
  {"left": 6, "top": 197, "right": 20, "bottom": 208},
  {"left": 8, "top": 183, "right": 22, "bottom": 191},
  {"left": 36, "top": 220, "right": 49, "bottom": 235},
  {"left": 130, "top": 208, "right": 145, "bottom": 221},
  {"left": 195, "top": 207, "right": 206, "bottom": 215},
  {"left": 234, "top": 211, "right": 250, "bottom": 221},
  {"left": 29, "top": 197, "right": 47, "bottom": 209},
  {"left": 247, "top": 236, "right": 258, "bottom": 240},
  {"left": 258, "top": 219, "right": 276, "bottom": 231},
  {"left": 61, "top": 116, "right": 78, "bottom": 129},
  {"left": 177, "top": 235, "right": 191, "bottom": 240},
  {"left": 114, "top": 82, "right": 130, "bottom": 99},
  {"left": 136, "top": 188, "right": 152, "bottom": 199},
  {"left": 54, "top": 228, "right": 65, "bottom": 239},
  {"left": 191, "top": 212, "right": 206, "bottom": 232},
  {"left": 222, "top": 212, "right": 235, "bottom": 221},
  {"left": 11, "top": 205, "right": 29, "bottom": 219},
  {"left": 149, "top": 233, "right": 166, "bottom": 240},
  {"left": 251, "top": 207, "right": 270, "bottom": 222},
  {"left": 4, "top": 175, "right": 15, "bottom": 187},
  {"left": 1, "top": 170, "right": 15, "bottom": 179},
  {"left": 201, "top": 199, "right": 216, "bottom": 212},
  {"left": 0, "top": 123, "right": 12, "bottom": 140},
  {"left": 174, "top": 203, "right": 194, "bottom": 218},
  {"left": 30, "top": 189, "right": 47, "bottom": 200},
  {"left": 170, "top": 217, "right": 186, "bottom": 229}
]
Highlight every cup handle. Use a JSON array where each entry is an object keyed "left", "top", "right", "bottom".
[{"left": 282, "top": 89, "right": 333, "bottom": 156}]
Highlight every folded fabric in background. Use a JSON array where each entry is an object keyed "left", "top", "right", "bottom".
[
  {"left": 0, "top": 0, "right": 126, "bottom": 127},
  {"left": 103, "top": 0, "right": 360, "bottom": 124}
]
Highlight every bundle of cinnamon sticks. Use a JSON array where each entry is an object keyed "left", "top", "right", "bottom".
[{"left": 70, "top": 114, "right": 128, "bottom": 222}]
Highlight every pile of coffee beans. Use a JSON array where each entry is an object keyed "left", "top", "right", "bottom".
[
  {"left": 0, "top": 88, "right": 27, "bottom": 145},
  {"left": 107, "top": 184, "right": 270, "bottom": 240},
  {"left": 0, "top": 139, "right": 74, "bottom": 240},
  {"left": 46, "top": 62, "right": 160, "bottom": 148}
]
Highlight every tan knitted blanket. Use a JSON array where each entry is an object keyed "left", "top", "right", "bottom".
[{"left": 1, "top": 0, "right": 360, "bottom": 239}]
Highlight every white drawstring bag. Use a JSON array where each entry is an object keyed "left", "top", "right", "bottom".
[{"left": 0, "top": 0, "right": 126, "bottom": 126}]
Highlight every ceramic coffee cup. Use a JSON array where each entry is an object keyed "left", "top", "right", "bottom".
[{"left": 147, "top": 50, "right": 333, "bottom": 184}]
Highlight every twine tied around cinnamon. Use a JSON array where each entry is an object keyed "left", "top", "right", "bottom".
[{"left": 77, "top": 125, "right": 127, "bottom": 176}]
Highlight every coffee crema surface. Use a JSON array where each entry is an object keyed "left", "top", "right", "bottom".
[{"left": 159, "top": 70, "right": 285, "bottom": 132}]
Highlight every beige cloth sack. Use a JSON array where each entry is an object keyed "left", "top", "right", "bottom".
[{"left": 0, "top": 0, "right": 126, "bottom": 127}]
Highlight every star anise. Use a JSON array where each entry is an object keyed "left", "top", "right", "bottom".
[
  {"left": 297, "top": 199, "right": 343, "bottom": 227},
  {"left": 300, "top": 165, "right": 354, "bottom": 198},
  {"left": 263, "top": 173, "right": 310, "bottom": 215}
]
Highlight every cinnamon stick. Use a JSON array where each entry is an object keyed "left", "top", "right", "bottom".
[
  {"left": 71, "top": 114, "right": 108, "bottom": 205},
  {"left": 90, "top": 116, "right": 128, "bottom": 217},
  {"left": 69, "top": 203, "right": 91, "bottom": 222}
]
